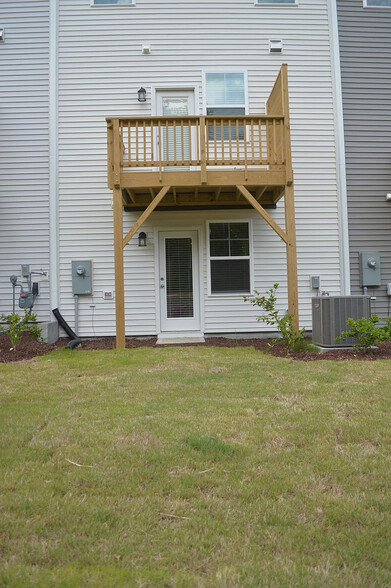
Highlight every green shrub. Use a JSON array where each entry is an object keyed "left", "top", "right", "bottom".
[
  {"left": 383, "top": 316, "right": 391, "bottom": 340},
  {"left": 244, "top": 283, "right": 306, "bottom": 352},
  {"left": 0, "top": 310, "right": 41, "bottom": 351},
  {"left": 336, "top": 314, "right": 386, "bottom": 351}
]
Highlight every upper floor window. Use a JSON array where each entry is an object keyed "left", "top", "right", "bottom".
[
  {"left": 205, "top": 72, "right": 246, "bottom": 140},
  {"left": 255, "top": 0, "right": 297, "bottom": 5},
  {"left": 364, "top": 0, "right": 391, "bottom": 6},
  {"left": 91, "top": 0, "right": 135, "bottom": 5}
]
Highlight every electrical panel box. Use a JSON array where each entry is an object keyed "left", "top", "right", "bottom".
[
  {"left": 21, "top": 264, "right": 30, "bottom": 277},
  {"left": 359, "top": 252, "right": 381, "bottom": 287},
  {"left": 311, "top": 276, "right": 320, "bottom": 290},
  {"left": 72, "top": 260, "right": 92, "bottom": 295}
]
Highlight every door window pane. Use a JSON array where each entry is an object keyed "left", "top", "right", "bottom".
[
  {"left": 166, "top": 238, "right": 194, "bottom": 318},
  {"left": 162, "top": 97, "right": 190, "bottom": 163}
]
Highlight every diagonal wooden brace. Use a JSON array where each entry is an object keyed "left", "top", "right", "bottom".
[
  {"left": 122, "top": 186, "right": 170, "bottom": 248},
  {"left": 236, "top": 185, "right": 288, "bottom": 244}
]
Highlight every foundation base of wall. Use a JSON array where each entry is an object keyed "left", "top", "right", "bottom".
[
  {"left": 156, "top": 335, "right": 205, "bottom": 345},
  {"left": 40, "top": 321, "right": 59, "bottom": 344}
]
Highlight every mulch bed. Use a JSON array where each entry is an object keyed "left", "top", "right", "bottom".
[{"left": 2, "top": 332, "right": 391, "bottom": 363}]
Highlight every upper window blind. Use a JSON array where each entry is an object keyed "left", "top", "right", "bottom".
[
  {"left": 364, "top": 0, "right": 391, "bottom": 6},
  {"left": 255, "top": 0, "right": 296, "bottom": 4},
  {"left": 205, "top": 73, "right": 245, "bottom": 107},
  {"left": 205, "top": 72, "right": 246, "bottom": 140},
  {"left": 92, "top": 0, "right": 135, "bottom": 5}
]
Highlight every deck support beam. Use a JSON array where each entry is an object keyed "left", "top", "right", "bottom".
[
  {"left": 284, "top": 183, "right": 298, "bottom": 330},
  {"left": 123, "top": 186, "right": 170, "bottom": 248},
  {"left": 237, "top": 185, "right": 288, "bottom": 243},
  {"left": 113, "top": 185, "right": 171, "bottom": 348},
  {"left": 113, "top": 186, "right": 126, "bottom": 349}
]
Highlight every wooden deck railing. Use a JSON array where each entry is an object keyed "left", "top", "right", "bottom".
[{"left": 108, "top": 115, "right": 286, "bottom": 179}]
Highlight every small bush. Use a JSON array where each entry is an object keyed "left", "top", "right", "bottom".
[
  {"left": 244, "top": 283, "right": 306, "bottom": 352},
  {"left": 383, "top": 316, "right": 391, "bottom": 340},
  {"left": 0, "top": 310, "right": 41, "bottom": 351},
  {"left": 336, "top": 314, "right": 386, "bottom": 351}
]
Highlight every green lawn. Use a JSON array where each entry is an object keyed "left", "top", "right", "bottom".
[{"left": 1, "top": 346, "right": 391, "bottom": 587}]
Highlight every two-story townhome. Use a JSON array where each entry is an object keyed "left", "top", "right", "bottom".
[
  {"left": 336, "top": 0, "right": 391, "bottom": 317},
  {"left": 0, "top": 0, "right": 349, "bottom": 345}
]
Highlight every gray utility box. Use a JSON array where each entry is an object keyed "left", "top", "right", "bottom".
[
  {"left": 72, "top": 260, "right": 92, "bottom": 295},
  {"left": 359, "top": 252, "right": 381, "bottom": 287},
  {"left": 312, "top": 296, "right": 371, "bottom": 348}
]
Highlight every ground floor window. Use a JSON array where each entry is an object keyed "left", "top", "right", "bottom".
[{"left": 209, "top": 222, "right": 251, "bottom": 294}]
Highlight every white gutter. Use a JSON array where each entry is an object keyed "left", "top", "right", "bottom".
[
  {"left": 328, "top": 0, "right": 351, "bottom": 295},
  {"left": 49, "top": 0, "right": 59, "bottom": 309}
]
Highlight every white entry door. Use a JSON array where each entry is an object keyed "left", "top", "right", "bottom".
[
  {"left": 159, "top": 231, "right": 200, "bottom": 333},
  {"left": 156, "top": 89, "right": 195, "bottom": 166}
]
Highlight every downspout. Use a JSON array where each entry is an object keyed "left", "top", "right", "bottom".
[
  {"left": 49, "top": 0, "right": 59, "bottom": 310},
  {"left": 328, "top": 0, "right": 351, "bottom": 295}
]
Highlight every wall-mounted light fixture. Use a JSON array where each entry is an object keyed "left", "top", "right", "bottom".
[
  {"left": 385, "top": 193, "right": 391, "bottom": 202},
  {"left": 269, "top": 39, "right": 283, "bottom": 53},
  {"left": 138, "top": 231, "right": 147, "bottom": 247},
  {"left": 0, "top": 29, "right": 4, "bottom": 43},
  {"left": 141, "top": 44, "right": 151, "bottom": 55},
  {"left": 137, "top": 87, "right": 147, "bottom": 102}
]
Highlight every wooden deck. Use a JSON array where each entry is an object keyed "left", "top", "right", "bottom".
[
  {"left": 107, "top": 113, "right": 288, "bottom": 208},
  {"left": 107, "top": 65, "right": 298, "bottom": 348}
]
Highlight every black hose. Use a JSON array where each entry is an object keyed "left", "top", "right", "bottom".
[{"left": 52, "top": 308, "right": 82, "bottom": 349}]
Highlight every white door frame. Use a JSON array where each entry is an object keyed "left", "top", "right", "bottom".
[{"left": 158, "top": 230, "right": 201, "bottom": 333}]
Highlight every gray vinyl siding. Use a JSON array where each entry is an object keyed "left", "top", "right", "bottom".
[
  {"left": 0, "top": 0, "right": 50, "bottom": 319},
  {"left": 57, "top": 0, "right": 341, "bottom": 336},
  {"left": 337, "top": 0, "right": 391, "bottom": 317}
]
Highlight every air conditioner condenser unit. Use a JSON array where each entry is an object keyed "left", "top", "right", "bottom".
[{"left": 312, "top": 296, "right": 371, "bottom": 347}]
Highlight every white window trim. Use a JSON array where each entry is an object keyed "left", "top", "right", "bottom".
[
  {"left": 363, "top": 0, "right": 391, "bottom": 7},
  {"left": 202, "top": 69, "right": 248, "bottom": 116},
  {"left": 206, "top": 220, "right": 253, "bottom": 297},
  {"left": 254, "top": 0, "right": 297, "bottom": 6},
  {"left": 90, "top": 0, "right": 136, "bottom": 7}
]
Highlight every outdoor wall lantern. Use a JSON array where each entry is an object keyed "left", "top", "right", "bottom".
[
  {"left": 137, "top": 87, "right": 147, "bottom": 102},
  {"left": 138, "top": 232, "right": 147, "bottom": 247}
]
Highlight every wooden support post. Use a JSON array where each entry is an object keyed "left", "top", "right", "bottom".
[
  {"left": 199, "top": 116, "right": 207, "bottom": 184},
  {"left": 280, "top": 64, "right": 299, "bottom": 331},
  {"left": 107, "top": 119, "right": 114, "bottom": 189},
  {"left": 112, "top": 118, "right": 126, "bottom": 349},
  {"left": 285, "top": 183, "right": 299, "bottom": 330},
  {"left": 113, "top": 186, "right": 125, "bottom": 349}
]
